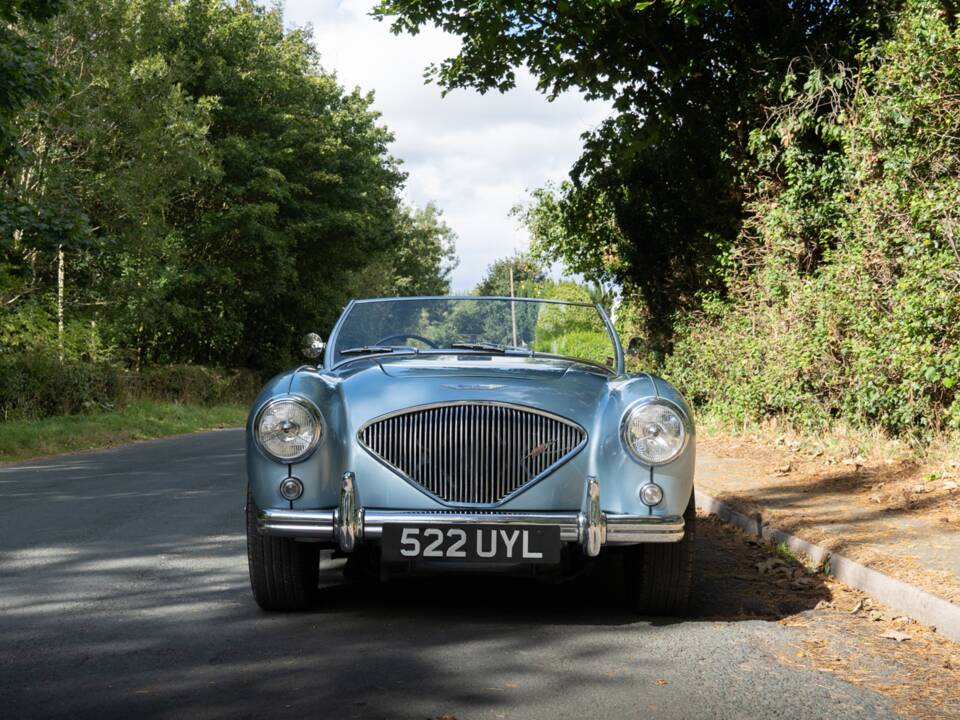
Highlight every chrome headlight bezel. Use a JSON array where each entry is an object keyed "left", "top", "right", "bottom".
[
  {"left": 254, "top": 396, "right": 323, "bottom": 463},
  {"left": 620, "top": 398, "right": 691, "bottom": 466}
]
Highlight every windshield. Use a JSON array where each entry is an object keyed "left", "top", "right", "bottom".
[{"left": 330, "top": 297, "right": 619, "bottom": 369}]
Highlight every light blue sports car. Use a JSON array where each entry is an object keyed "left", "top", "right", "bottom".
[{"left": 245, "top": 296, "right": 696, "bottom": 612}]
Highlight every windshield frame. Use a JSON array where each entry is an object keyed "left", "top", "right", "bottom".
[{"left": 324, "top": 295, "right": 625, "bottom": 375}]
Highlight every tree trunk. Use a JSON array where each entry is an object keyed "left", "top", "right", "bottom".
[{"left": 57, "top": 245, "right": 65, "bottom": 363}]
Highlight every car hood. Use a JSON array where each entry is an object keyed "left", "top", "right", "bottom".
[{"left": 318, "top": 355, "right": 632, "bottom": 428}]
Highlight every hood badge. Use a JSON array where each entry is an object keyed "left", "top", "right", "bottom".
[
  {"left": 441, "top": 383, "right": 505, "bottom": 390},
  {"left": 524, "top": 441, "right": 557, "bottom": 462}
]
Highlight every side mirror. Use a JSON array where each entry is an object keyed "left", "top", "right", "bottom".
[{"left": 301, "top": 332, "right": 325, "bottom": 360}]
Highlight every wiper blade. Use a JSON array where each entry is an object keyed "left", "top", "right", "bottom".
[
  {"left": 340, "top": 345, "right": 396, "bottom": 355},
  {"left": 449, "top": 342, "right": 531, "bottom": 356},
  {"left": 450, "top": 342, "right": 506, "bottom": 353}
]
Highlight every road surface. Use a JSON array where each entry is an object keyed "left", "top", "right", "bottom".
[{"left": 0, "top": 431, "right": 900, "bottom": 719}]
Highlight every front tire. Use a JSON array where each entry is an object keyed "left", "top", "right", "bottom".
[
  {"left": 623, "top": 491, "right": 696, "bottom": 615},
  {"left": 246, "top": 493, "right": 320, "bottom": 611}
]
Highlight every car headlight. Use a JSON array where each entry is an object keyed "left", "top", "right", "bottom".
[
  {"left": 621, "top": 399, "right": 688, "bottom": 465},
  {"left": 255, "top": 397, "right": 322, "bottom": 462}
]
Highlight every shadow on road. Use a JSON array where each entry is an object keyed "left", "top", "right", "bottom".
[
  {"left": 1, "top": 432, "right": 895, "bottom": 720},
  {"left": 0, "top": 508, "right": 839, "bottom": 720},
  {"left": 312, "top": 513, "right": 831, "bottom": 625}
]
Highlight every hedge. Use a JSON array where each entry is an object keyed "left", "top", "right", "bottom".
[{"left": 0, "top": 355, "right": 262, "bottom": 422}]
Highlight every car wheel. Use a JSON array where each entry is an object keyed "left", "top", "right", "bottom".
[
  {"left": 246, "top": 492, "right": 320, "bottom": 611},
  {"left": 623, "top": 491, "right": 696, "bottom": 615}
]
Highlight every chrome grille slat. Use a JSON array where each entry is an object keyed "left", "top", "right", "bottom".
[{"left": 359, "top": 403, "right": 586, "bottom": 505}]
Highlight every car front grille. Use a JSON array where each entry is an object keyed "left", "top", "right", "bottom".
[{"left": 358, "top": 403, "right": 586, "bottom": 505}]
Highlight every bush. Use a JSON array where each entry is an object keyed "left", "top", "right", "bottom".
[
  {"left": 0, "top": 355, "right": 124, "bottom": 421},
  {"left": 662, "top": 0, "right": 960, "bottom": 441},
  {"left": 129, "top": 365, "right": 261, "bottom": 406},
  {"left": 531, "top": 281, "right": 614, "bottom": 364},
  {"left": 0, "top": 355, "right": 261, "bottom": 422}
]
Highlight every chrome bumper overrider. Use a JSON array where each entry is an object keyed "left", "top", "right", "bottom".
[{"left": 256, "top": 474, "right": 685, "bottom": 557}]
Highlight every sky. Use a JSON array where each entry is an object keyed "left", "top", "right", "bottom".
[{"left": 282, "top": 0, "right": 611, "bottom": 292}]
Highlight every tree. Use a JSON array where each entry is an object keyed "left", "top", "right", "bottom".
[
  {"left": 356, "top": 202, "right": 458, "bottom": 297},
  {"left": 475, "top": 252, "right": 546, "bottom": 297},
  {"left": 135, "top": 0, "right": 408, "bottom": 369},
  {"left": 1, "top": 0, "right": 214, "bottom": 361},
  {"left": 375, "top": 0, "right": 893, "bottom": 351},
  {"left": 0, "top": 0, "right": 64, "bottom": 159},
  {"left": 2, "top": 0, "right": 447, "bottom": 371}
]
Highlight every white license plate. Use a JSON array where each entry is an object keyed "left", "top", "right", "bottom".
[{"left": 381, "top": 524, "right": 561, "bottom": 564}]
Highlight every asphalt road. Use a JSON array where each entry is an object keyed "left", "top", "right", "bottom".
[{"left": 0, "top": 431, "right": 899, "bottom": 720}]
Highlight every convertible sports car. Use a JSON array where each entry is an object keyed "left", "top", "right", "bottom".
[{"left": 245, "top": 296, "right": 696, "bottom": 612}]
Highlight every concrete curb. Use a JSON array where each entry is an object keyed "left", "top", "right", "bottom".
[{"left": 695, "top": 489, "right": 960, "bottom": 643}]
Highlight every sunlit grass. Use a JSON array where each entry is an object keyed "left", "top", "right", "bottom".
[{"left": 0, "top": 400, "right": 248, "bottom": 463}]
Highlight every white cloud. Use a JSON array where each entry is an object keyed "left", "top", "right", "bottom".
[{"left": 283, "top": 0, "right": 610, "bottom": 291}]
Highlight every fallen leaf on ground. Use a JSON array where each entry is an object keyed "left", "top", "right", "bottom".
[
  {"left": 880, "top": 630, "right": 911, "bottom": 642},
  {"left": 849, "top": 599, "right": 864, "bottom": 614},
  {"left": 756, "top": 558, "right": 786, "bottom": 574},
  {"left": 655, "top": 678, "right": 668, "bottom": 686}
]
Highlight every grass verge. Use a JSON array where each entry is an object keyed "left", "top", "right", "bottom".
[
  {"left": 0, "top": 400, "right": 248, "bottom": 463},
  {"left": 695, "top": 408, "right": 960, "bottom": 468}
]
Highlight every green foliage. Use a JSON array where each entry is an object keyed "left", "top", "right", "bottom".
[
  {"left": 0, "top": 296, "right": 113, "bottom": 361},
  {"left": 348, "top": 202, "right": 459, "bottom": 298},
  {"left": 0, "top": 353, "right": 259, "bottom": 421},
  {"left": 0, "top": 354, "right": 123, "bottom": 420},
  {"left": 0, "top": 0, "right": 64, "bottom": 158},
  {"left": 515, "top": 183, "right": 627, "bottom": 292},
  {"left": 1, "top": 0, "right": 457, "bottom": 377},
  {"left": 475, "top": 252, "right": 547, "bottom": 297},
  {"left": 532, "top": 282, "right": 614, "bottom": 366},
  {"left": 532, "top": 281, "right": 613, "bottom": 364},
  {"left": 376, "top": 0, "right": 889, "bottom": 352},
  {"left": 664, "top": 0, "right": 960, "bottom": 440},
  {"left": 128, "top": 365, "right": 261, "bottom": 406}
]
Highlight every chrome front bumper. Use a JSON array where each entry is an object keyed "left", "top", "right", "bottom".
[{"left": 256, "top": 474, "right": 685, "bottom": 558}]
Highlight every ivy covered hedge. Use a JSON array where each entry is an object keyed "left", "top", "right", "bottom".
[
  {"left": 663, "top": 1, "right": 960, "bottom": 440},
  {"left": 0, "top": 355, "right": 260, "bottom": 422}
]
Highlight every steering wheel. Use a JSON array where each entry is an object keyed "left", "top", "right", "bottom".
[{"left": 374, "top": 333, "right": 438, "bottom": 349}]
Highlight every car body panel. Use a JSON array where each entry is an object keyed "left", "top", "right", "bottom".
[{"left": 248, "top": 358, "right": 694, "bottom": 524}]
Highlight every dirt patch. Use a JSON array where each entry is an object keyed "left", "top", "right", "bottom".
[{"left": 697, "top": 433, "right": 960, "bottom": 603}]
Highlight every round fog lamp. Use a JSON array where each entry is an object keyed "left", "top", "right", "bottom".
[
  {"left": 639, "top": 483, "right": 664, "bottom": 507},
  {"left": 279, "top": 477, "right": 304, "bottom": 501}
]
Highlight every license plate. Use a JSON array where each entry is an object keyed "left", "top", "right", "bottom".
[{"left": 381, "top": 524, "right": 561, "bottom": 564}]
